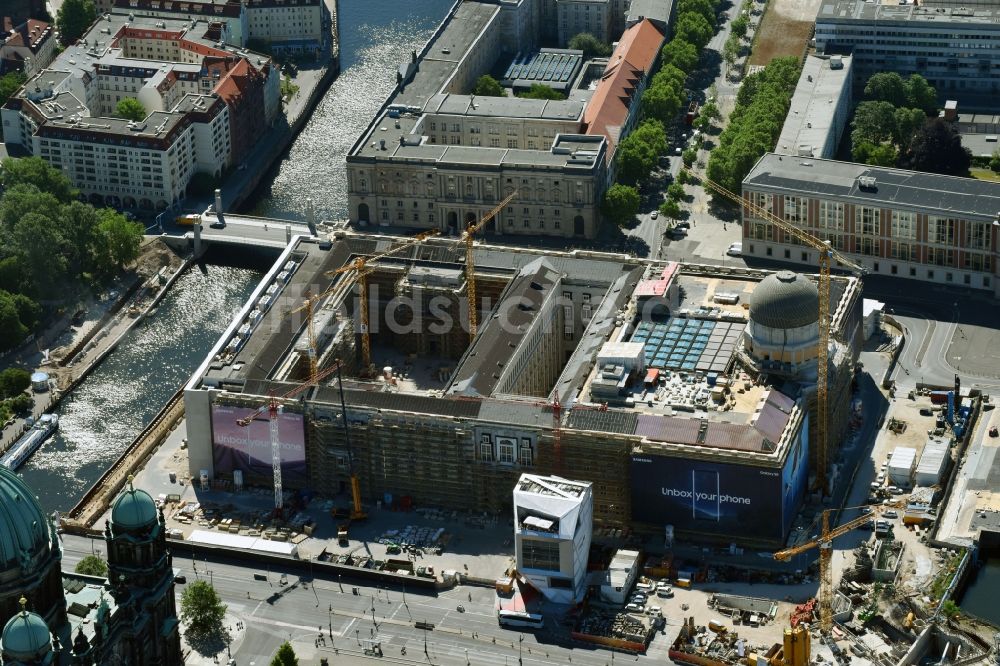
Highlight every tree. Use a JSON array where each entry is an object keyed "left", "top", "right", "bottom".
[
  {"left": 851, "top": 101, "right": 898, "bottom": 148},
  {"left": 682, "top": 147, "right": 697, "bottom": 168},
  {"left": 667, "top": 182, "right": 686, "bottom": 201},
  {"left": 723, "top": 37, "right": 738, "bottom": 68},
  {"left": 115, "top": 97, "right": 147, "bottom": 122},
  {"left": 0, "top": 368, "right": 31, "bottom": 400},
  {"left": 8, "top": 393, "right": 33, "bottom": 415},
  {"left": 891, "top": 106, "right": 925, "bottom": 147},
  {"left": 180, "top": 581, "right": 227, "bottom": 640},
  {"left": 700, "top": 101, "right": 721, "bottom": 121},
  {"left": 74, "top": 555, "right": 108, "bottom": 577},
  {"left": 990, "top": 149, "right": 1000, "bottom": 174},
  {"left": 601, "top": 184, "right": 640, "bottom": 225},
  {"left": 659, "top": 198, "right": 682, "bottom": 221},
  {"left": 616, "top": 120, "right": 666, "bottom": 183},
  {"left": 731, "top": 15, "right": 749, "bottom": 39},
  {"left": 852, "top": 141, "right": 898, "bottom": 167},
  {"left": 56, "top": 0, "right": 96, "bottom": 44},
  {"left": 568, "top": 32, "right": 612, "bottom": 59},
  {"left": 905, "top": 74, "right": 938, "bottom": 115},
  {"left": 941, "top": 600, "right": 961, "bottom": 620},
  {"left": 641, "top": 82, "right": 683, "bottom": 124},
  {"left": 12, "top": 212, "right": 68, "bottom": 296},
  {"left": 0, "top": 292, "right": 29, "bottom": 352},
  {"left": 270, "top": 642, "right": 299, "bottom": 666},
  {"left": 904, "top": 118, "right": 971, "bottom": 176},
  {"left": 864, "top": 72, "right": 908, "bottom": 107},
  {"left": 675, "top": 13, "right": 714, "bottom": 50},
  {"left": 677, "top": 0, "right": 718, "bottom": 27},
  {"left": 0, "top": 71, "right": 27, "bottom": 107},
  {"left": 95, "top": 210, "right": 144, "bottom": 271},
  {"left": 472, "top": 75, "right": 505, "bottom": 97},
  {"left": 1, "top": 157, "right": 77, "bottom": 204},
  {"left": 661, "top": 39, "right": 699, "bottom": 73},
  {"left": 677, "top": 169, "right": 690, "bottom": 185},
  {"left": 516, "top": 84, "right": 565, "bottom": 100}
]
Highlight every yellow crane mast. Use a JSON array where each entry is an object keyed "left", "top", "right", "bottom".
[
  {"left": 322, "top": 230, "right": 439, "bottom": 372},
  {"left": 774, "top": 503, "right": 901, "bottom": 634},
  {"left": 681, "top": 168, "right": 865, "bottom": 496},
  {"left": 462, "top": 191, "right": 518, "bottom": 338}
]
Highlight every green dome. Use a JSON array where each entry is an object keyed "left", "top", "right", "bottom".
[
  {"left": 110, "top": 480, "right": 158, "bottom": 530},
  {"left": 749, "top": 271, "right": 819, "bottom": 329},
  {"left": 1, "top": 602, "right": 51, "bottom": 660},
  {"left": 0, "top": 466, "right": 50, "bottom": 572}
]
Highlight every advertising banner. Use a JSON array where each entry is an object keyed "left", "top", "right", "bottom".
[
  {"left": 630, "top": 455, "right": 784, "bottom": 541},
  {"left": 211, "top": 405, "right": 307, "bottom": 482}
]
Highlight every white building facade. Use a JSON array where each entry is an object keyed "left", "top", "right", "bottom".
[{"left": 513, "top": 474, "right": 593, "bottom": 604}]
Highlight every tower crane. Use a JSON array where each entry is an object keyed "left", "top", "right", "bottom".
[
  {"left": 236, "top": 360, "right": 345, "bottom": 511},
  {"left": 324, "top": 230, "right": 439, "bottom": 372},
  {"left": 462, "top": 191, "right": 518, "bottom": 338},
  {"left": 681, "top": 167, "right": 866, "bottom": 495},
  {"left": 774, "top": 503, "right": 901, "bottom": 634}
]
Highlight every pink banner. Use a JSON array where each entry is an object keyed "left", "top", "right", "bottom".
[{"left": 211, "top": 405, "right": 307, "bottom": 482}]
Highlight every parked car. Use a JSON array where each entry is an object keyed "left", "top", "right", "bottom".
[
  {"left": 876, "top": 472, "right": 885, "bottom": 484},
  {"left": 883, "top": 510, "right": 899, "bottom": 519},
  {"left": 675, "top": 220, "right": 691, "bottom": 229},
  {"left": 645, "top": 606, "right": 663, "bottom": 617},
  {"left": 889, "top": 486, "right": 904, "bottom": 495},
  {"left": 651, "top": 210, "right": 659, "bottom": 219},
  {"left": 626, "top": 603, "right": 645, "bottom": 613},
  {"left": 656, "top": 585, "right": 673, "bottom": 598},
  {"left": 726, "top": 242, "right": 742, "bottom": 256},
  {"left": 870, "top": 481, "right": 880, "bottom": 491},
  {"left": 631, "top": 593, "right": 647, "bottom": 604}
]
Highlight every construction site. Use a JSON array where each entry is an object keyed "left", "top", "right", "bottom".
[{"left": 178, "top": 213, "right": 864, "bottom": 550}]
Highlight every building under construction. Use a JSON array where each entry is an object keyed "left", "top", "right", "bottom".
[{"left": 183, "top": 231, "right": 862, "bottom": 548}]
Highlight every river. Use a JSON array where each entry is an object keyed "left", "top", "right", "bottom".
[
  {"left": 958, "top": 556, "right": 1000, "bottom": 626},
  {"left": 248, "top": 0, "right": 455, "bottom": 221},
  {"left": 22, "top": 262, "right": 264, "bottom": 514}
]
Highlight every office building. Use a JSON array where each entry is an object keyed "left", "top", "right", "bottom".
[
  {"left": 513, "top": 474, "right": 593, "bottom": 604},
  {"left": 815, "top": 0, "right": 1000, "bottom": 100},
  {"left": 741, "top": 153, "right": 1000, "bottom": 295},
  {"left": 775, "top": 55, "right": 852, "bottom": 160}
]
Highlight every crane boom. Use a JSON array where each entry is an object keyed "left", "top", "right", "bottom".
[
  {"left": 773, "top": 502, "right": 901, "bottom": 633},
  {"left": 463, "top": 191, "right": 518, "bottom": 337},
  {"left": 325, "top": 230, "right": 439, "bottom": 370},
  {"left": 236, "top": 361, "right": 344, "bottom": 510},
  {"left": 683, "top": 168, "right": 865, "bottom": 496}
]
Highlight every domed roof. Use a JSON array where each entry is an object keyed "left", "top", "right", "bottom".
[
  {"left": 110, "top": 477, "right": 158, "bottom": 530},
  {"left": 1, "top": 599, "right": 51, "bottom": 660},
  {"left": 0, "top": 466, "right": 51, "bottom": 572},
  {"left": 749, "top": 271, "right": 819, "bottom": 329}
]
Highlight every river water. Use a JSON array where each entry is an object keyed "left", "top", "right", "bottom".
[
  {"left": 22, "top": 263, "right": 263, "bottom": 514},
  {"left": 248, "top": 0, "right": 455, "bottom": 220},
  {"left": 958, "top": 557, "right": 1000, "bottom": 626},
  {"left": 22, "top": 1, "right": 453, "bottom": 513}
]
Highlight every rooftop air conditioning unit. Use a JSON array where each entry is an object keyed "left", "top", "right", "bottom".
[{"left": 858, "top": 176, "right": 877, "bottom": 190}]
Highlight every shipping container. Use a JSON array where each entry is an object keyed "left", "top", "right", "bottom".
[
  {"left": 915, "top": 438, "right": 950, "bottom": 486},
  {"left": 887, "top": 447, "right": 917, "bottom": 487}
]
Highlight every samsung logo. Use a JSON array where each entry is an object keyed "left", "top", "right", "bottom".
[
  {"left": 633, "top": 457, "right": 653, "bottom": 463},
  {"left": 759, "top": 470, "right": 779, "bottom": 477}
]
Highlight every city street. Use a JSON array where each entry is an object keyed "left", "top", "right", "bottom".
[{"left": 59, "top": 534, "right": 674, "bottom": 665}]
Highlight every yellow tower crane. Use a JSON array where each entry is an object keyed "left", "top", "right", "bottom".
[
  {"left": 462, "top": 191, "right": 518, "bottom": 338},
  {"left": 680, "top": 168, "right": 865, "bottom": 496},
  {"left": 774, "top": 503, "right": 901, "bottom": 634},
  {"left": 320, "top": 230, "right": 439, "bottom": 372}
]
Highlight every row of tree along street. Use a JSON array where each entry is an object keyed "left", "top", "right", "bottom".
[{"left": 601, "top": 0, "right": 731, "bottom": 226}]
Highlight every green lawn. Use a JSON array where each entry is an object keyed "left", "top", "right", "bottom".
[{"left": 971, "top": 169, "right": 1000, "bottom": 182}]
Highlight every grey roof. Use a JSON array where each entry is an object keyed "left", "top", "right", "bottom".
[
  {"left": 817, "top": 0, "right": 1000, "bottom": 24},
  {"left": 775, "top": 55, "right": 852, "bottom": 159},
  {"left": 424, "top": 93, "right": 585, "bottom": 121},
  {"left": 626, "top": 0, "right": 675, "bottom": 26},
  {"left": 744, "top": 152, "right": 1000, "bottom": 221},
  {"left": 749, "top": 270, "right": 819, "bottom": 329}
]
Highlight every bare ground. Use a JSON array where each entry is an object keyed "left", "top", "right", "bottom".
[{"left": 747, "top": 0, "right": 819, "bottom": 66}]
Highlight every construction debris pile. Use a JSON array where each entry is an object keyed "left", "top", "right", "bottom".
[
  {"left": 376, "top": 525, "right": 449, "bottom": 553},
  {"left": 574, "top": 608, "right": 654, "bottom": 650},
  {"left": 166, "top": 500, "right": 314, "bottom": 543},
  {"left": 669, "top": 617, "right": 776, "bottom": 666}
]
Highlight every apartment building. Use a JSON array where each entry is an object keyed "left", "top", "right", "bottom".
[
  {"left": 814, "top": 0, "right": 1000, "bottom": 99},
  {"left": 741, "top": 153, "right": 1000, "bottom": 295},
  {"left": 1, "top": 14, "right": 279, "bottom": 211},
  {"left": 1, "top": 18, "right": 57, "bottom": 77},
  {"left": 112, "top": 0, "right": 327, "bottom": 52}
]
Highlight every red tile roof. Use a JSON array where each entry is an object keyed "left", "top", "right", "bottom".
[{"left": 582, "top": 19, "right": 664, "bottom": 159}]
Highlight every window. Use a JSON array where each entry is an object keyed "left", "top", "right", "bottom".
[
  {"left": 498, "top": 438, "right": 515, "bottom": 464},
  {"left": 783, "top": 196, "right": 806, "bottom": 224},
  {"left": 521, "top": 539, "right": 560, "bottom": 571},
  {"left": 818, "top": 201, "right": 844, "bottom": 230},
  {"left": 519, "top": 442, "right": 533, "bottom": 466},
  {"left": 966, "top": 221, "right": 989, "bottom": 250},
  {"left": 479, "top": 435, "right": 494, "bottom": 462},
  {"left": 928, "top": 216, "right": 957, "bottom": 245},
  {"left": 856, "top": 206, "right": 880, "bottom": 236},
  {"left": 891, "top": 211, "right": 915, "bottom": 239},
  {"left": 748, "top": 192, "right": 772, "bottom": 217}
]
